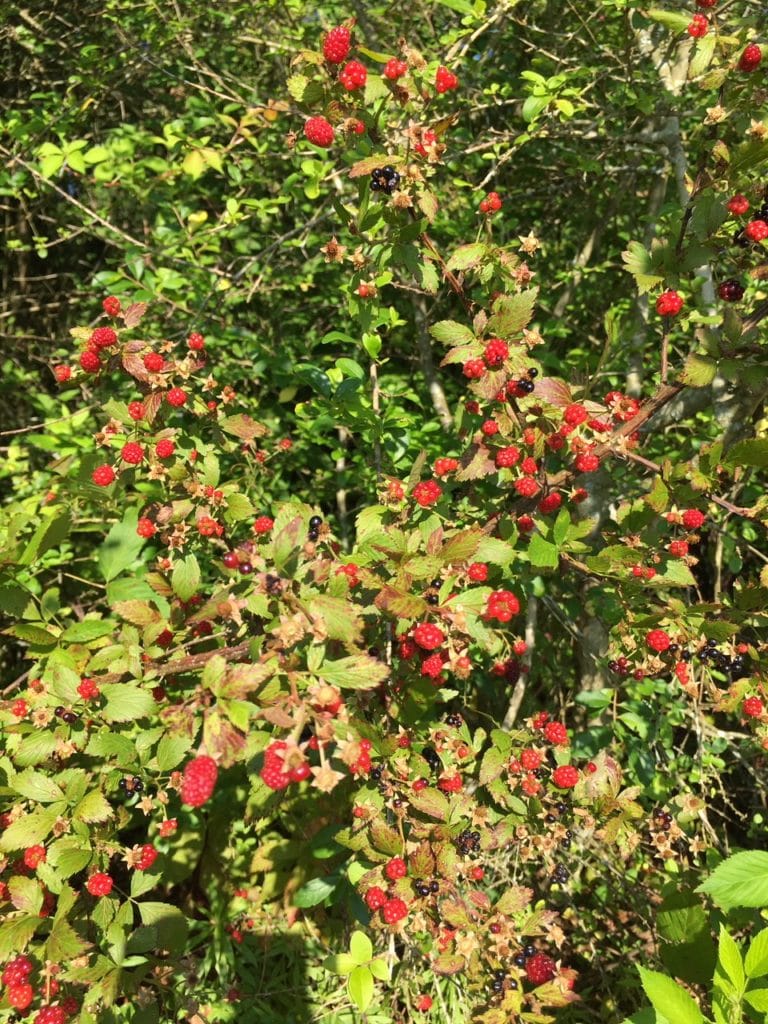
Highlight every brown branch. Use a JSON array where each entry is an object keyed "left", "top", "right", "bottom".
[{"left": 94, "top": 641, "right": 252, "bottom": 685}]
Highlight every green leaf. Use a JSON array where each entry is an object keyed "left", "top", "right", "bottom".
[
  {"left": 717, "top": 926, "right": 745, "bottom": 992},
  {"left": 429, "top": 321, "right": 475, "bottom": 347},
  {"left": 14, "top": 731, "right": 58, "bottom": 768},
  {"left": 0, "top": 914, "right": 39, "bottom": 959},
  {"left": 155, "top": 733, "right": 194, "bottom": 772},
  {"left": 645, "top": 9, "right": 691, "bottom": 32},
  {"left": 725, "top": 439, "right": 768, "bottom": 470},
  {"left": 73, "top": 789, "right": 114, "bottom": 823},
  {"left": 487, "top": 289, "right": 538, "bottom": 337},
  {"left": 172, "top": 555, "right": 200, "bottom": 601},
  {"left": 101, "top": 683, "right": 155, "bottom": 723},
  {"left": 137, "top": 901, "right": 189, "bottom": 955},
  {"left": 98, "top": 509, "right": 144, "bottom": 582},
  {"left": 324, "top": 953, "right": 357, "bottom": 976},
  {"left": 744, "top": 989, "right": 768, "bottom": 1013},
  {"left": 225, "top": 493, "right": 254, "bottom": 522},
  {"left": 318, "top": 654, "right": 389, "bottom": 690},
  {"left": 11, "top": 770, "right": 65, "bottom": 803},
  {"left": 47, "top": 917, "right": 89, "bottom": 960},
  {"left": 696, "top": 851, "right": 768, "bottom": 909},
  {"left": 293, "top": 876, "right": 337, "bottom": 908},
  {"left": 621, "top": 240, "right": 664, "bottom": 295},
  {"left": 350, "top": 930, "right": 373, "bottom": 964},
  {"left": 409, "top": 787, "right": 450, "bottom": 821},
  {"left": 745, "top": 929, "right": 768, "bottom": 978},
  {"left": 47, "top": 838, "right": 92, "bottom": 877},
  {"left": 9, "top": 877, "right": 43, "bottom": 915},
  {"left": 369, "top": 820, "right": 403, "bottom": 856},
  {"left": 369, "top": 958, "right": 389, "bottom": 982},
  {"left": 446, "top": 243, "right": 488, "bottom": 272},
  {"left": 0, "top": 807, "right": 60, "bottom": 852},
  {"left": 637, "top": 966, "right": 704, "bottom": 1024},
  {"left": 348, "top": 965, "right": 374, "bottom": 1013},
  {"left": 528, "top": 533, "right": 559, "bottom": 569},
  {"left": 18, "top": 511, "right": 72, "bottom": 565},
  {"left": 61, "top": 619, "right": 115, "bottom": 643},
  {"left": 680, "top": 353, "right": 718, "bottom": 388}
]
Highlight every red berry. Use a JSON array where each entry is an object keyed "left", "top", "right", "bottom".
[
  {"left": 745, "top": 219, "right": 768, "bottom": 242},
  {"left": 34, "top": 1007, "right": 67, "bottom": 1024},
  {"left": 412, "top": 480, "right": 442, "bottom": 507},
  {"left": 438, "top": 772, "right": 462, "bottom": 793},
  {"left": 718, "top": 279, "right": 745, "bottom": 302},
  {"left": 79, "top": 349, "right": 101, "bottom": 373},
  {"left": 435, "top": 66, "right": 458, "bottom": 94},
  {"left": 463, "top": 358, "right": 485, "bottom": 379},
  {"left": 166, "top": 387, "right": 187, "bottom": 407},
  {"left": 681, "top": 509, "right": 706, "bottom": 530},
  {"left": 24, "top": 845, "right": 46, "bottom": 869},
  {"left": 181, "top": 755, "right": 219, "bottom": 807},
  {"left": 495, "top": 446, "right": 521, "bottom": 469},
  {"left": 365, "top": 886, "right": 387, "bottom": 910},
  {"left": 11, "top": 698, "right": 28, "bottom": 717},
  {"left": 92, "top": 465, "right": 116, "bottom": 487},
  {"left": 128, "top": 401, "right": 146, "bottom": 421},
  {"left": 154, "top": 439, "right": 175, "bottom": 459},
  {"left": 253, "top": 515, "right": 274, "bottom": 535},
  {"left": 339, "top": 60, "right": 367, "bottom": 91},
  {"left": 687, "top": 14, "right": 708, "bottom": 37},
  {"left": 744, "top": 696, "right": 764, "bottom": 718},
  {"left": 647, "top": 628, "right": 671, "bottom": 653},
  {"left": 738, "top": 43, "right": 762, "bottom": 72},
  {"left": 413, "top": 623, "right": 445, "bottom": 650},
  {"left": 575, "top": 452, "right": 600, "bottom": 473},
  {"left": 525, "top": 952, "right": 557, "bottom": 985},
  {"left": 544, "top": 722, "right": 569, "bottom": 746},
  {"left": 2, "top": 956, "right": 34, "bottom": 986},
  {"left": 53, "top": 365, "right": 72, "bottom": 383},
  {"left": 434, "top": 457, "right": 459, "bottom": 477},
  {"left": 384, "top": 58, "right": 408, "bottom": 80},
  {"left": 121, "top": 442, "right": 144, "bottom": 465},
  {"left": 102, "top": 296, "right": 121, "bottom": 316},
  {"left": 726, "top": 194, "right": 750, "bottom": 216},
  {"left": 469, "top": 866, "right": 484, "bottom": 881},
  {"left": 381, "top": 897, "right": 409, "bottom": 925},
  {"left": 552, "top": 765, "right": 579, "bottom": 789},
  {"left": 187, "top": 332, "right": 205, "bottom": 350},
  {"left": 260, "top": 740, "right": 292, "bottom": 790},
  {"left": 385, "top": 857, "right": 407, "bottom": 881},
  {"left": 520, "top": 748, "right": 542, "bottom": 771},
  {"left": 86, "top": 872, "right": 114, "bottom": 897},
  {"left": 323, "top": 25, "right": 351, "bottom": 64},
  {"left": 8, "top": 982, "right": 34, "bottom": 1010},
  {"left": 656, "top": 290, "right": 684, "bottom": 316},
  {"left": 538, "top": 493, "right": 562, "bottom": 515},
  {"left": 696, "top": 0, "right": 716, "bottom": 6},
  {"left": 77, "top": 677, "right": 100, "bottom": 700},
  {"left": 416, "top": 995, "right": 433, "bottom": 1012},
  {"left": 136, "top": 844, "right": 158, "bottom": 870},
  {"left": 304, "top": 116, "right": 335, "bottom": 148},
  {"left": 668, "top": 539, "right": 689, "bottom": 558},
  {"left": 467, "top": 562, "right": 488, "bottom": 582},
  {"left": 485, "top": 590, "right": 520, "bottom": 623},
  {"left": 90, "top": 326, "right": 117, "bottom": 349},
  {"left": 143, "top": 352, "right": 165, "bottom": 372}
]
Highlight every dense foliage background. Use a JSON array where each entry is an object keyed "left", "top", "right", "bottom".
[{"left": 1, "top": 1, "right": 768, "bottom": 1022}]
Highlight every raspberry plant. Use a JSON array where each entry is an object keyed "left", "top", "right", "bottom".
[{"left": 1, "top": 3, "right": 768, "bottom": 1023}]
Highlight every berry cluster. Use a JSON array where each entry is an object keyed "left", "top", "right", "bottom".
[{"left": 370, "top": 165, "right": 401, "bottom": 194}]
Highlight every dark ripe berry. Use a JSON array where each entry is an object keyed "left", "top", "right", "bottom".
[
  {"left": 556, "top": 802, "right": 569, "bottom": 814},
  {"left": 493, "top": 969, "right": 506, "bottom": 979},
  {"left": 513, "top": 952, "right": 527, "bottom": 967},
  {"left": 445, "top": 713, "right": 462, "bottom": 727},
  {"left": 55, "top": 706, "right": 65, "bottom": 716},
  {"left": 430, "top": 578, "right": 441, "bottom": 589},
  {"left": 429, "top": 880, "right": 439, "bottom": 893},
  {"left": 381, "top": 165, "right": 395, "bottom": 177},
  {"left": 545, "top": 813, "right": 557, "bottom": 823},
  {"left": 730, "top": 657, "right": 745, "bottom": 677},
  {"left": 681, "top": 650, "right": 692, "bottom": 662},
  {"left": 118, "top": 777, "right": 127, "bottom": 789},
  {"left": 524, "top": 945, "right": 536, "bottom": 958},
  {"left": 223, "top": 551, "right": 240, "bottom": 569},
  {"left": 426, "top": 592, "right": 439, "bottom": 605},
  {"left": 707, "top": 637, "right": 718, "bottom": 647},
  {"left": 560, "top": 838, "right": 571, "bottom": 850},
  {"left": 733, "top": 228, "right": 749, "bottom": 248},
  {"left": 309, "top": 515, "right": 323, "bottom": 529},
  {"left": 527, "top": 368, "right": 538, "bottom": 378},
  {"left": 422, "top": 746, "right": 441, "bottom": 771},
  {"left": 491, "top": 980, "right": 503, "bottom": 993},
  {"left": 415, "top": 882, "right": 430, "bottom": 896},
  {"left": 718, "top": 279, "right": 745, "bottom": 302},
  {"left": 238, "top": 561, "right": 253, "bottom": 575},
  {"left": 518, "top": 379, "right": 535, "bottom": 394},
  {"left": 308, "top": 530, "right": 319, "bottom": 542},
  {"left": 508, "top": 980, "right": 519, "bottom": 990},
  {"left": 608, "top": 660, "right": 619, "bottom": 672},
  {"left": 62, "top": 710, "right": 78, "bottom": 723},
  {"left": 668, "top": 643, "right": 679, "bottom": 655},
  {"left": 133, "top": 777, "right": 143, "bottom": 792}
]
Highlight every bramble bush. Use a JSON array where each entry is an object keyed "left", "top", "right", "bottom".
[{"left": 1, "top": 3, "right": 768, "bottom": 1023}]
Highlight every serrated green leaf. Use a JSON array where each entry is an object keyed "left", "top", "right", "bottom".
[
  {"left": 637, "top": 966, "right": 704, "bottom": 1024},
  {"left": 171, "top": 554, "right": 200, "bottom": 601},
  {"left": 155, "top": 733, "right": 194, "bottom": 772},
  {"left": 101, "top": 684, "right": 155, "bottom": 723},
  {"left": 0, "top": 807, "right": 60, "bottom": 852},
  {"left": 98, "top": 509, "right": 144, "bottom": 582},
  {"left": 680, "top": 353, "right": 718, "bottom": 388},
  {"left": 487, "top": 289, "right": 538, "bottom": 337},
  {"left": 428, "top": 320, "right": 475, "bottom": 347},
  {"left": 717, "top": 926, "right": 745, "bottom": 992},
  {"left": 74, "top": 789, "right": 113, "bottom": 823},
  {"left": 137, "top": 901, "right": 188, "bottom": 954},
  {"left": 697, "top": 851, "right": 768, "bottom": 909},
  {"left": 318, "top": 654, "right": 389, "bottom": 690},
  {"left": 746, "top": 929, "right": 768, "bottom": 978},
  {"left": 528, "top": 533, "right": 559, "bottom": 569},
  {"left": 446, "top": 243, "right": 488, "bottom": 272},
  {"left": 0, "top": 915, "right": 39, "bottom": 959},
  {"left": 11, "top": 770, "right": 65, "bottom": 803},
  {"left": 293, "top": 876, "right": 338, "bottom": 907},
  {"left": 9, "top": 877, "right": 43, "bottom": 915},
  {"left": 350, "top": 930, "right": 373, "bottom": 964}
]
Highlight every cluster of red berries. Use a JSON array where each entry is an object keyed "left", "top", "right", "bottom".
[
  {"left": 484, "top": 590, "right": 520, "bottom": 623},
  {"left": 323, "top": 25, "right": 351, "bottom": 63},
  {"left": 479, "top": 191, "right": 502, "bottom": 215},
  {"left": 260, "top": 740, "right": 311, "bottom": 790},
  {"left": 435, "top": 65, "right": 458, "bottom": 93},
  {"left": 181, "top": 755, "right": 219, "bottom": 807},
  {"left": 687, "top": 13, "right": 708, "bottom": 37},
  {"left": 339, "top": 59, "right": 367, "bottom": 91},
  {"left": 656, "top": 290, "right": 684, "bottom": 317}
]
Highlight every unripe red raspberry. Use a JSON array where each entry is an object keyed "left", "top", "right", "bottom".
[
  {"left": 646, "top": 628, "right": 671, "bottom": 652},
  {"left": 514, "top": 476, "right": 539, "bottom": 498},
  {"left": 339, "top": 60, "right": 367, "bottom": 91},
  {"left": 544, "top": 721, "right": 569, "bottom": 746},
  {"left": 187, "top": 332, "right": 205, "bottom": 350},
  {"left": 128, "top": 401, "right": 146, "bottom": 421},
  {"left": 53, "top": 364, "right": 72, "bottom": 383},
  {"left": 2, "top": 956, "right": 33, "bottom": 987},
  {"left": 521, "top": 456, "right": 538, "bottom": 476},
  {"left": 656, "top": 290, "right": 684, "bottom": 316},
  {"left": 412, "top": 480, "right": 442, "bottom": 507},
  {"left": 738, "top": 43, "right": 762, "bottom": 72},
  {"left": 90, "top": 326, "right": 117, "bottom": 349},
  {"left": 384, "top": 58, "right": 408, "bottom": 80},
  {"left": 260, "top": 740, "right": 292, "bottom": 790},
  {"left": 668, "top": 539, "right": 689, "bottom": 558},
  {"left": 102, "top": 295, "right": 121, "bottom": 316},
  {"left": 563, "top": 403, "right": 588, "bottom": 426},
  {"left": 8, "top": 982, "right": 34, "bottom": 1010},
  {"left": 416, "top": 995, "right": 433, "bottom": 1011},
  {"left": 575, "top": 452, "right": 600, "bottom": 473},
  {"left": 136, "top": 844, "right": 158, "bottom": 870},
  {"left": 412, "top": 777, "right": 428, "bottom": 792},
  {"left": 77, "top": 677, "right": 100, "bottom": 700},
  {"left": 525, "top": 952, "right": 557, "bottom": 985},
  {"left": 552, "top": 765, "right": 579, "bottom": 789},
  {"left": 687, "top": 14, "right": 708, "bottom": 36},
  {"left": 34, "top": 1006, "right": 67, "bottom": 1024},
  {"left": 681, "top": 509, "right": 706, "bottom": 530},
  {"left": 79, "top": 349, "right": 101, "bottom": 373},
  {"left": 463, "top": 358, "right": 485, "bottom": 379},
  {"left": 696, "top": 0, "right": 716, "bottom": 6},
  {"left": 438, "top": 772, "right": 462, "bottom": 792},
  {"left": 485, "top": 590, "right": 520, "bottom": 622},
  {"left": 726, "top": 194, "right": 749, "bottom": 216},
  {"left": 24, "top": 844, "right": 46, "bottom": 869},
  {"left": 92, "top": 465, "right": 116, "bottom": 487},
  {"left": 495, "top": 446, "right": 521, "bottom": 469},
  {"left": 517, "top": 514, "right": 535, "bottom": 532},
  {"left": 181, "top": 755, "right": 219, "bottom": 807},
  {"left": 365, "top": 886, "right": 387, "bottom": 910},
  {"left": 385, "top": 856, "right": 407, "bottom": 881},
  {"left": 745, "top": 219, "right": 768, "bottom": 242},
  {"left": 152, "top": 439, "right": 173, "bottom": 460},
  {"left": 434, "top": 457, "right": 459, "bottom": 476},
  {"left": 538, "top": 493, "right": 562, "bottom": 515},
  {"left": 86, "top": 872, "right": 114, "bottom": 897},
  {"left": 413, "top": 622, "right": 445, "bottom": 650},
  {"left": 743, "top": 696, "right": 764, "bottom": 718},
  {"left": 11, "top": 698, "right": 28, "bottom": 717},
  {"left": 253, "top": 515, "right": 274, "bottom": 534},
  {"left": 481, "top": 418, "right": 499, "bottom": 436},
  {"left": 121, "top": 442, "right": 144, "bottom": 465},
  {"left": 718, "top": 279, "right": 745, "bottom": 302},
  {"left": 323, "top": 25, "right": 351, "bottom": 64},
  {"left": 467, "top": 562, "right": 488, "bottom": 582},
  {"left": 483, "top": 338, "right": 508, "bottom": 367},
  {"left": 143, "top": 352, "right": 165, "bottom": 372},
  {"left": 381, "top": 897, "right": 409, "bottom": 925},
  {"left": 166, "top": 387, "right": 187, "bottom": 407},
  {"left": 304, "top": 116, "right": 335, "bottom": 148},
  {"left": 520, "top": 748, "right": 543, "bottom": 771},
  {"left": 435, "top": 66, "right": 458, "bottom": 94}
]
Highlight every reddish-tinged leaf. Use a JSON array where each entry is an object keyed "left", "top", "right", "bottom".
[
  {"left": 409, "top": 787, "right": 450, "bottom": 821},
  {"left": 370, "top": 821, "right": 403, "bottom": 856},
  {"left": 438, "top": 899, "right": 471, "bottom": 928},
  {"left": 123, "top": 302, "right": 148, "bottom": 328},
  {"left": 409, "top": 841, "right": 435, "bottom": 878},
  {"left": 122, "top": 351, "right": 151, "bottom": 383},
  {"left": 433, "top": 953, "right": 466, "bottom": 975},
  {"left": 374, "top": 586, "right": 427, "bottom": 619},
  {"left": 350, "top": 155, "right": 404, "bottom": 179},
  {"left": 494, "top": 886, "right": 534, "bottom": 914},
  {"left": 220, "top": 414, "right": 268, "bottom": 441},
  {"left": 455, "top": 444, "right": 496, "bottom": 483},
  {"left": 531, "top": 376, "right": 572, "bottom": 408},
  {"left": 468, "top": 889, "right": 491, "bottom": 910}
]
